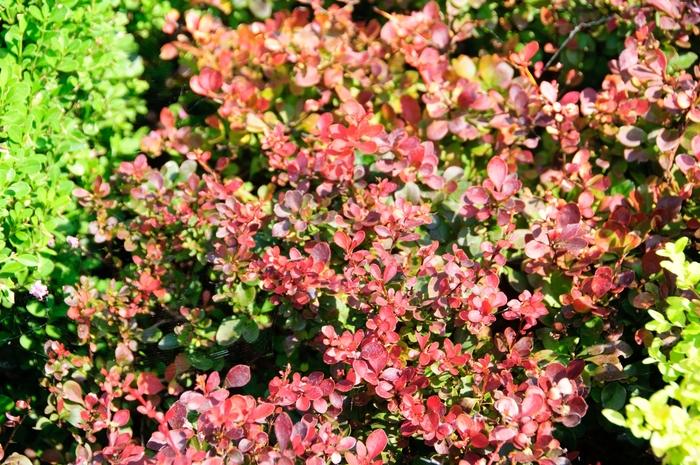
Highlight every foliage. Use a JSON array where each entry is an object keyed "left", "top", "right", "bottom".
[
  {"left": 2, "top": 0, "right": 700, "bottom": 464},
  {"left": 0, "top": 0, "right": 146, "bottom": 300},
  {"left": 604, "top": 239, "right": 700, "bottom": 465},
  {"left": 0, "top": 0, "right": 153, "bottom": 449}
]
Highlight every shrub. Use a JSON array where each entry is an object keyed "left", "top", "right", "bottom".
[
  {"left": 605, "top": 238, "right": 700, "bottom": 465},
  {"left": 0, "top": 0, "right": 146, "bottom": 302},
  {"left": 0, "top": 0, "right": 152, "bottom": 443},
  {"left": 2, "top": 0, "right": 700, "bottom": 464}
]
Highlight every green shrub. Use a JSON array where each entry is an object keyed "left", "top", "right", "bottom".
[
  {"left": 0, "top": 0, "right": 148, "bottom": 305},
  {"left": 605, "top": 238, "right": 700, "bottom": 464}
]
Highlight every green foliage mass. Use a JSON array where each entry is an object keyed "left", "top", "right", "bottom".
[
  {"left": 0, "top": 0, "right": 148, "bottom": 305},
  {"left": 605, "top": 238, "right": 700, "bottom": 465}
]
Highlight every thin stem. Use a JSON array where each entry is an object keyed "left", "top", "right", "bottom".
[{"left": 544, "top": 15, "right": 615, "bottom": 70}]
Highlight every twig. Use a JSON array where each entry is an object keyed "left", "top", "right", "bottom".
[{"left": 544, "top": 15, "right": 615, "bottom": 70}]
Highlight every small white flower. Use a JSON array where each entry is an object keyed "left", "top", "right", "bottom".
[
  {"left": 67, "top": 236, "right": 80, "bottom": 249},
  {"left": 29, "top": 280, "right": 49, "bottom": 301}
]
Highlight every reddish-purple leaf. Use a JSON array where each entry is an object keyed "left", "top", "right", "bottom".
[
  {"left": 274, "top": 413, "right": 293, "bottom": 450},
  {"left": 580, "top": 88, "right": 597, "bottom": 115},
  {"left": 617, "top": 126, "right": 646, "bottom": 147},
  {"left": 566, "top": 359, "right": 586, "bottom": 379},
  {"left": 465, "top": 186, "right": 489, "bottom": 205},
  {"left": 224, "top": 364, "right": 251, "bottom": 388},
  {"left": 62, "top": 380, "right": 84, "bottom": 404},
  {"left": 310, "top": 242, "right": 331, "bottom": 263},
  {"left": 676, "top": 154, "right": 695, "bottom": 173},
  {"left": 525, "top": 239, "right": 549, "bottom": 259},
  {"left": 486, "top": 157, "right": 507, "bottom": 190},
  {"left": 656, "top": 129, "right": 680, "bottom": 152},
  {"left": 361, "top": 340, "right": 388, "bottom": 373},
  {"left": 165, "top": 401, "right": 187, "bottom": 429},
  {"left": 692, "top": 135, "right": 700, "bottom": 156},
  {"left": 618, "top": 45, "right": 638, "bottom": 71},
  {"left": 365, "top": 429, "right": 388, "bottom": 459},
  {"left": 539, "top": 81, "right": 558, "bottom": 103},
  {"left": 557, "top": 203, "right": 581, "bottom": 227},
  {"left": 426, "top": 120, "right": 449, "bottom": 140}
]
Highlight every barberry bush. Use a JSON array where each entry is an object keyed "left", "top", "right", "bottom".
[
  {"left": 2, "top": 0, "right": 700, "bottom": 464},
  {"left": 0, "top": 0, "right": 159, "bottom": 433}
]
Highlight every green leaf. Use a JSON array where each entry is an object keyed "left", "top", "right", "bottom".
[
  {"left": 25, "top": 301, "right": 46, "bottom": 318},
  {"left": 188, "top": 352, "right": 214, "bottom": 371},
  {"left": 158, "top": 333, "right": 180, "bottom": 350},
  {"left": 0, "top": 261, "right": 26, "bottom": 275},
  {"left": 648, "top": 309, "right": 668, "bottom": 324},
  {"left": 142, "top": 325, "right": 163, "bottom": 344},
  {"left": 239, "top": 318, "right": 260, "bottom": 343},
  {"left": 669, "top": 52, "right": 698, "bottom": 71},
  {"left": 233, "top": 284, "right": 256, "bottom": 308},
  {"left": 0, "top": 394, "right": 14, "bottom": 413},
  {"left": 601, "top": 383, "right": 627, "bottom": 410},
  {"left": 610, "top": 179, "right": 635, "bottom": 197},
  {"left": 216, "top": 318, "right": 241, "bottom": 346},
  {"left": 602, "top": 408, "right": 627, "bottom": 427},
  {"left": 8, "top": 181, "right": 30, "bottom": 197},
  {"left": 45, "top": 324, "right": 61, "bottom": 338},
  {"left": 19, "top": 334, "right": 33, "bottom": 350},
  {"left": 16, "top": 254, "right": 38, "bottom": 267}
]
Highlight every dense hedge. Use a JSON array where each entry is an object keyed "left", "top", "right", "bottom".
[
  {"left": 0, "top": 0, "right": 151, "bottom": 439},
  {"left": 1, "top": 1, "right": 700, "bottom": 465}
]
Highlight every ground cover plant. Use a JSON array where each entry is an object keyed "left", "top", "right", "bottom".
[{"left": 2, "top": 0, "right": 700, "bottom": 464}]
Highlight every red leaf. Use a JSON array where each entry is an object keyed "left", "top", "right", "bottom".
[
  {"left": 647, "top": 0, "right": 681, "bottom": 18},
  {"left": 295, "top": 66, "right": 321, "bottom": 87},
  {"left": 137, "top": 373, "right": 164, "bottom": 396},
  {"left": 426, "top": 120, "right": 448, "bottom": 140},
  {"left": 521, "top": 41, "right": 539, "bottom": 61},
  {"left": 365, "top": 429, "right": 388, "bottom": 459},
  {"left": 274, "top": 413, "right": 293, "bottom": 450},
  {"left": 521, "top": 388, "right": 545, "bottom": 417},
  {"left": 160, "top": 108, "right": 175, "bottom": 129},
  {"left": 400, "top": 96, "right": 421, "bottom": 125},
  {"left": 334, "top": 231, "right": 351, "bottom": 251},
  {"left": 465, "top": 186, "right": 489, "bottom": 205},
  {"left": 190, "top": 67, "right": 223, "bottom": 95},
  {"left": 309, "top": 242, "right": 331, "bottom": 263},
  {"left": 557, "top": 204, "right": 581, "bottom": 227},
  {"left": 486, "top": 157, "right": 507, "bottom": 190},
  {"left": 225, "top": 365, "right": 251, "bottom": 388},
  {"left": 361, "top": 341, "right": 388, "bottom": 373},
  {"left": 525, "top": 239, "right": 549, "bottom": 259},
  {"left": 252, "top": 402, "right": 276, "bottom": 422},
  {"left": 113, "top": 409, "right": 130, "bottom": 427},
  {"left": 490, "top": 426, "right": 517, "bottom": 442}
]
